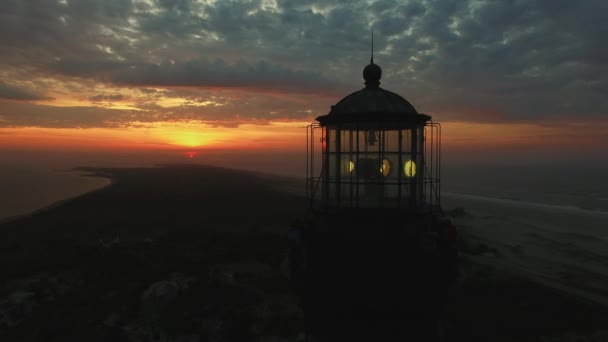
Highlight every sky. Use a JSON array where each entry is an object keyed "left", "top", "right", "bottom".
[{"left": 1, "top": 0, "right": 607, "bottom": 174}]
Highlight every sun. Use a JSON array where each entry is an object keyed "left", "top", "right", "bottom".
[
  {"left": 148, "top": 122, "right": 218, "bottom": 148},
  {"left": 172, "top": 132, "right": 208, "bottom": 147},
  {"left": 183, "top": 151, "right": 198, "bottom": 159}
]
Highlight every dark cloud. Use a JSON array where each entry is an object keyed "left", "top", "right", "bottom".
[
  {"left": 0, "top": 0, "right": 606, "bottom": 127},
  {"left": 51, "top": 57, "right": 344, "bottom": 95},
  {"left": 0, "top": 82, "right": 54, "bottom": 101},
  {"left": 0, "top": 101, "right": 134, "bottom": 128},
  {"left": 371, "top": 0, "right": 608, "bottom": 121},
  {"left": 89, "top": 93, "right": 125, "bottom": 102}
]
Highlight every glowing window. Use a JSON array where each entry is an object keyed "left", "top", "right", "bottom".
[
  {"left": 380, "top": 159, "right": 391, "bottom": 176},
  {"left": 349, "top": 160, "right": 355, "bottom": 173},
  {"left": 404, "top": 160, "right": 416, "bottom": 177}
]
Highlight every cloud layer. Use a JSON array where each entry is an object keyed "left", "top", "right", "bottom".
[
  {"left": 0, "top": 0, "right": 606, "bottom": 128},
  {"left": 0, "top": 82, "right": 54, "bottom": 101}
]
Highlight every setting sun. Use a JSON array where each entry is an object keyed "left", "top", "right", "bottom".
[
  {"left": 168, "top": 131, "right": 212, "bottom": 147},
  {"left": 183, "top": 151, "right": 198, "bottom": 159}
]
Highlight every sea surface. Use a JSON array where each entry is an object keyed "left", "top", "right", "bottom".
[
  {"left": 0, "top": 164, "right": 111, "bottom": 221},
  {"left": 1, "top": 162, "right": 607, "bottom": 222},
  {"left": 441, "top": 164, "right": 608, "bottom": 305},
  {"left": 442, "top": 163, "right": 608, "bottom": 213}
]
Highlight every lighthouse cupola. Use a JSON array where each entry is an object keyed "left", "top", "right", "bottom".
[{"left": 307, "top": 60, "right": 441, "bottom": 212}]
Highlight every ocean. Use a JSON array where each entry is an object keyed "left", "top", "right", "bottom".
[
  {"left": 442, "top": 163, "right": 608, "bottom": 213},
  {"left": 0, "top": 164, "right": 111, "bottom": 222},
  {"left": 441, "top": 163, "right": 608, "bottom": 304}
]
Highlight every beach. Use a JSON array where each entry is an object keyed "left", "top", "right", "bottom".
[{"left": 0, "top": 165, "right": 607, "bottom": 341}]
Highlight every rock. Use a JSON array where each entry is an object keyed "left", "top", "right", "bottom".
[
  {"left": 279, "top": 257, "right": 289, "bottom": 279},
  {"left": 201, "top": 317, "right": 225, "bottom": 342},
  {"left": 103, "top": 312, "right": 121, "bottom": 327},
  {"left": 0, "top": 290, "right": 37, "bottom": 328},
  {"left": 173, "top": 334, "right": 200, "bottom": 342},
  {"left": 446, "top": 207, "right": 467, "bottom": 218},
  {"left": 258, "top": 336, "right": 292, "bottom": 342},
  {"left": 258, "top": 334, "right": 305, "bottom": 342},
  {"left": 209, "top": 260, "right": 273, "bottom": 287},
  {"left": 245, "top": 295, "right": 304, "bottom": 338},
  {"left": 140, "top": 273, "right": 195, "bottom": 323}
]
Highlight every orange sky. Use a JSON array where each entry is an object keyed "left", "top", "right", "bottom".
[
  {"left": 0, "top": 120, "right": 307, "bottom": 151},
  {"left": 3, "top": 118, "right": 606, "bottom": 162}
]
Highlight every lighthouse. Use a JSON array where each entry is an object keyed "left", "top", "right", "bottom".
[
  {"left": 289, "top": 54, "right": 459, "bottom": 341},
  {"left": 308, "top": 56, "right": 440, "bottom": 212}
]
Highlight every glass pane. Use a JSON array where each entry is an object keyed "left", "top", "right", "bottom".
[
  {"left": 384, "top": 130, "right": 400, "bottom": 153},
  {"left": 327, "top": 127, "right": 338, "bottom": 153},
  {"left": 357, "top": 129, "right": 381, "bottom": 152},
  {"left": 401, "top": 129, "right": 412, "bottom": 153},
  {"left": 341, "top": 129, "right": 355, "bottom": 153}
]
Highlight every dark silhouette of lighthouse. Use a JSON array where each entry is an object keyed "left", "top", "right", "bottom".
[{"left": 289, "top": 39, "right": 459, "bottom": 342}]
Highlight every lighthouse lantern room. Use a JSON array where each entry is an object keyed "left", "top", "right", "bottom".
[{"left": 306, "top": 58, "right": 441, "bottom": 212}]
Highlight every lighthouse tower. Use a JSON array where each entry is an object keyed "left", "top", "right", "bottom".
[{"left": 289, "top": 55, "right": 458, "bottom": 341}]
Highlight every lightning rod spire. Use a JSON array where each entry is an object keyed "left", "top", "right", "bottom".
[{"left": 371, "top": 27, "right": 374, "bottom": 64}]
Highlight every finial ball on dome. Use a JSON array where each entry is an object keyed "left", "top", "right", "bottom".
[{"left": 363, "top": 62, "right": 382, "bottom": 87}]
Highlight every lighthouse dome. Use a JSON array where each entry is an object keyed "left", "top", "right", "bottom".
[{"left": 327, "top": 62, "right": 418, "bottom": 116}]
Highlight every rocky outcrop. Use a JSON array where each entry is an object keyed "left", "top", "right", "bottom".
[
  {"left": 140, "top": 273, "right": 195, "bottom": 324},
  {"left": 0, "top": 291, "right": 37, "bottom": 329}
]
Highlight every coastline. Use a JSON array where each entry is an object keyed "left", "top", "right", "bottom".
[
  {"left": 443, "top": 191, "right": 608, "bottom": 217},
  {"left": 0, "top": 164, "right": 606, "bottom": 341},
  {"left": 443, "top": 191, "right": 608, "bottom": 311},
  {"left": 269, "top": 177, "right": 608, "bottom": 309},
  {"left": 0, "top": 168, "right": 113, "bottom": 225}
]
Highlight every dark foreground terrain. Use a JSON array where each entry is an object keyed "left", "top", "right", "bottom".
[{"left": 0, "top": 165, "right": 606, "bottom": 341}]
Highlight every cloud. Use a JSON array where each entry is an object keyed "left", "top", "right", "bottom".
[
  {"left": 51, "top": 57, "right": 344, "bottom": 96},
  {"left": 0, "top": 0, "right": 606, "bottom": 127},
  {"left": 89, "top": 93, "right": 125, "bottom": 102},
  {"left": 0, "top": 82, "right": 54, "bottom": 101},
  {"left": 0, "top": 101, "right": 135, "bottom": 128},
  {"left": 0, "top": 90, "right": 325, "bottom": 129}
]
